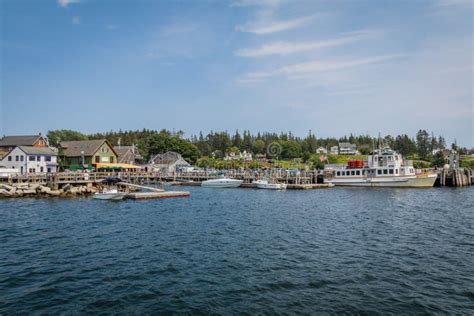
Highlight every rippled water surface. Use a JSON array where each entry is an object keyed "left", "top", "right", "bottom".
[{"left": 1, "top": 186, "right": 473, "bottom": 314}]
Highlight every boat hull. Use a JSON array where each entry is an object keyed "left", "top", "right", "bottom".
[
  {"left": 201, "top": 179, "right": 243, "bottom": 188},
  {"left": 324, "top": 174, "right": 437, "bottom": 188},
  {"left": 93, "top": 193, "right": 126, "bottom": 200},
  {"left": 256, "top": 183, "right": 287, "bottom": 190}
]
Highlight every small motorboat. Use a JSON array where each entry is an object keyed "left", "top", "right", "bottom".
[
  {"left": 94, "top": 177, "right": 126, "bottom": 200},
  {"left": 201, "top": 178, "right": 243, "bottom": 188},
  {"left": 93, "top": 188, "right": 126, "bottom": 200},
  {"left": 254, "top": 179, "right": 287, "bottom": 190}
]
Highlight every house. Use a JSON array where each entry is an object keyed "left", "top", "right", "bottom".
[
  {"left": 0, "top": 146, "right": 58, "bottom": 174},
  {"left": 316, "top": 147, "right": 328, "bottom": 154},
  {"left": 330, "top": 146, "right": 339, "bottom": 155},
  {"left": 0, "top": 134, "right": 48, "bottom": 159},
  {"left": 59, "top": 139, "right": 118, "bottom": 170},
  {"left": 224, "top": 150, "right": 253, "bottom": 161},
  {"left": 148, "top": 151, "right": 190, "bottom": 174},
  {"left": 114, "top": 145, "right": 143, "bottom": 165},
  {"left": 338, "top": 142, "right": 359, "bottom": 155}
]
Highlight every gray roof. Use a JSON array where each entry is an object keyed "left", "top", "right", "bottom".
[
  {"left": 114, "top": 146, "right": 143, "bottom": 162},
  {"left": 60, "top": 139, "right": 117, "bottom": 157},
  {"left": 149, "top": 151, "right": 189, "bottom": 165},
  {"left": 0, "top": 135, "right": 44, "bottom": 147},
  {"left": 19, "top": 146, "right": 57, "bottom": 155},
  {"left": 339, "top": 142, "right": 357, "bottom": 148}
]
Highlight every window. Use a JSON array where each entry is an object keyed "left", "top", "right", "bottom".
[
  {"left": 29, "top": 156, "right": 35, "bottom": 161},
  {"left": 362, "top": 170, "right": 365, "bottom": 175},
  {"left": 20, "top": 156, "right": 24, "bottom": 161},
  {"left": 110, "top": 156, "right": 114, "bottom": 163},
  {"left": 356, "top": 170, "right": 360, "bottom": 175},
  {"left": 45, "top": 156, "right": 51, "bottom": 162},
  {"left": 47, "top": 168, "right": 51, "bottom": 173},
  {"left": 29, "top": 168, "right": 32, "bottom": 173},
  {"left": 341, "top": 171, "right": 345, "bottom": 176},
  {"left": 37, "top": 156, "right": 41, "bottom": 161},
  {"left": 395, "top": 169, "right": 398, "bottom": 174},
  {"left": 336, "top": 171, "right": 341, "bottom": 176},
  {"left": 95, "top": 156, "right": 100, "bottom": 163},
  {"left": 377, "top": 170, "right": 382, "bottom": 175},
  {"left": 383, "top": 169, "right": 388, "bottom": 175},
  {"left": 40, "top": 167, "right": 44, "bottom": 172},
  {"left": 16, "top": 155, "right": 19, "bottom": 161},
  {"left": 389, "top": 169, "right": 394, "bottom": 174},
  {"left": 8, "top": 156, "right": 12, "bottom": 161},
  {"left": 351, "top": 171, "right": 355, "bottom": 176}
]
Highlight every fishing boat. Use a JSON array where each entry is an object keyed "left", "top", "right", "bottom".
[
  {"left": 93, "top": 176, "right": 126, "bottom": 200},
  {"left": 201, "top": 178, "right": 243, "bottom": 188},
  {"left": 93, "top": 188, "right": 126, "bottom": 200},
  {"left": 324, "top": 147, "right": 437, "bottom": 187},
  {"left": 254, "top": 179, "right": 287, "bottom": 190}
]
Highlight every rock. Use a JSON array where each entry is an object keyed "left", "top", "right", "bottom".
[
  {"left": 0, "top": 184, "right": 14, "bottom": 191},
  {"left": 48, "top": 190, "right": 61, "bottom": 196},
  {"left": 22, "top": 189, "right": 37, "bottom": 195},
  {"left": 41, "top": 187, "right": 51, "bottom": 194},
  {"left": 29, "top": 184, "right": 40, "bottom": 190},
  {"left": 62, "top": 184, "right": 71, "bottom": 191}
]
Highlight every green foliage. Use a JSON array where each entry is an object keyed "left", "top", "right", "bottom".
[
  {"left": 47, "top": 130, "right": 88, "bottom": 146},
  {"left": 432, "top": 151, "right": 447, "bottom": 168}
]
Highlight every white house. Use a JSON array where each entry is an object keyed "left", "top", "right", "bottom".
[
  {"left": 330, "top": 146, "right": 339, "bottom": 155},
  {"left": 338, "top": 142, "right": 359, "bottom": 155},
  {"left": 224, "top": 150, "right": 253, "bottom": 161},
  {"left": 0, "top": 146, "right": 58, "bottom": 174},
  {"left": 316, "top": 147, "right": 328, "bottom": 154}
]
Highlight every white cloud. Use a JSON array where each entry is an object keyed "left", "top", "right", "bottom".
[
  {"left": 236, "top": 14, "right": 317, "bottom": 35},
  {"left": 58, "top": 0, "right": 80, "bottom": 8},
  {"left": 240, "top": 55, "right": 403, "bottom": 82},
  {"left": 236, "top": 30, "right": 381, "bottom": 57},
  {"left": 106, "top": 24, "right": 118, "bottom": 30},
  {"left": 71, "top": 16, "right": 81, "bottom": 25},
  {"left": 432, "top": 0, "right": 473, "bottom": 8}
]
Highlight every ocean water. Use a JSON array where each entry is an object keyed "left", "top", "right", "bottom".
[{"left": 0, "top": 186, "right": 473, "bottom": 314}]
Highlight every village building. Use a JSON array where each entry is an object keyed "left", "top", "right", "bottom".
[
  {"left": 114, "top": 145, "right": 143, "bottom": 165},
  {"left": 0, "top": 134, "right": 48, "bottom": 159},
  {"left": 148, "top": 151, "right": 190, "bottom": 174},
  {"left": 330, "top": 146, "right": 339, "bottom": 155},
  {"left": 0, "top": 146, "right": 58, "bottom": 174},
  {"left": 338, "top": 142, "right": 359, "bottom": 155},
  {"left": 224, "top": 150, "right": 253, "bottom": 161},
  {"left": 59, "top": 139, "right": 118, "bottom": 170},
  {"left": 316, "top": 147, "right": 328, "bottom": 154}
]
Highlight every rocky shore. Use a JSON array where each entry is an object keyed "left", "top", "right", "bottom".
[{"left": 0, "top": 183, "right": 98, "bottom": 198}]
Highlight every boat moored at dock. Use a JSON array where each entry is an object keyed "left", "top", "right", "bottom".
[
  {"left": 324, "top": 147, "right": 437, "bottom": 188},
  {"left": 201, "top": 178, "right": 243, "bottom": 188},
  {"left": 254, "top": 179, "right": 287, "bottom": 190}
]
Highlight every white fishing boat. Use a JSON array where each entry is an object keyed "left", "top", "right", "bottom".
[
  {"left": 324, "top": 147, "right": 437, "bottom": 188},
  {"left": 254, "top": 179, "right": 287, "bottom": 190},
  {"left": 201, "top": 178, "right": 243, "bottom": 188},
  {"left": 93, "top": 188, "right": 126, "bottom": 200}
]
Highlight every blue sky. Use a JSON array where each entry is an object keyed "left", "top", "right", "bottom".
[{"left": 1, "top": 0, "right": 472, "bottom": 146}]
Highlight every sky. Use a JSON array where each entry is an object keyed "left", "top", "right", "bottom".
[{"left": 0, "top": 0, "right": 473, "bottom": 146}]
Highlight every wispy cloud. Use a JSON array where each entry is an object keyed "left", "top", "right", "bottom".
[
  {"left": 71, "top": 16, "right": 81, "bottom": 25},
  {"left": 58, "top": 0, "right": 80, "bottom": 8},
  {"left": 236, "top": 14, "right": 317, "bottom": 35},
  {"left": 230, "top": 0, "right": 283, "bottom": 7},
  {"left": 432, "top": 0, "right": 473, "bottom": 8},
  {"left": 239, "top": 55, "right": 403, "bottom": 82},
  {"left": 236, "top": 30, "right": 382, "bottom": 57}
]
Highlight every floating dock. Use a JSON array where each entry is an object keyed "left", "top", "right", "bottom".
[{"left": 125, "top": 191, "right": 190, "bottom": 200}]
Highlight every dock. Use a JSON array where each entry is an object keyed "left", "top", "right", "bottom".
[{"left": 125, "top": 191, "right": 190, "bottom": 200}]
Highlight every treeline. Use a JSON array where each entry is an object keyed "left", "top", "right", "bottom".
[{"left": 47, "top": 129, "right": 462, "bottom": 165}]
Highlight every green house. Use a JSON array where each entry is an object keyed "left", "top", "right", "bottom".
[{"left": 59, "top": 139, "right": 118, "bottom": 170}]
